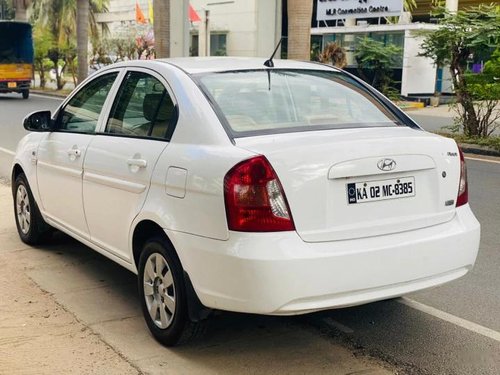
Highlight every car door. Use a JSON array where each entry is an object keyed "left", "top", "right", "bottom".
[
  {"left": 36, "top": 72, "right": 120, "bottom": 239},
  {"left": 83, "top": 69, "right": 177, "bottom": 261}
]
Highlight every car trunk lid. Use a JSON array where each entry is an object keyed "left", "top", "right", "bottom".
[{"left": 234, "top": 127, "right": 461, "bottom": 242}]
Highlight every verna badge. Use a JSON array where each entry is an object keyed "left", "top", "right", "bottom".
[{"left": 377, "top": 158, "right": 396, "bottom": 171}]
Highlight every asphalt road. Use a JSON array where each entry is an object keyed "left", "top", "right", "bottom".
[
  {"left": 0, "top": 94, "right": 499, "bottom": 374},
  {"left": 407, "top": 106, "right": 500, "bottom": 136},
  {"left": 0, "top": 93, "right": 60, "bottom": 178},
  {"left": 405, "top": 106, "right": 458, "bottom": 134}
]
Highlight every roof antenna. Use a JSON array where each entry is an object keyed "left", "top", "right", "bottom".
[{"left": 264, "top": 37, "right": 285, "bottom": 68}]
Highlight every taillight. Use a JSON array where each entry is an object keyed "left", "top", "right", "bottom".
[
  {"left": 456, "top": 146, "right": 468, "bottom": 207},
  {"left": 224, "top": 156, "right": 295, "bottom": 232}
]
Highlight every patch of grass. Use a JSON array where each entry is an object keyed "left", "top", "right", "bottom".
[
  {"left": 32, "top": 87, "right": 73, "bottom": 97},
  {"left": 435, "top": 132, "right": 500, "bottom": 152}
]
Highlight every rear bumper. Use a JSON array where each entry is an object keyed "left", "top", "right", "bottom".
[
  {"left": 0, "top": 80, "right": 30, "bottom": 93},
  {"left": 167, "top": 204, "right": 480, "bottom": 315}
]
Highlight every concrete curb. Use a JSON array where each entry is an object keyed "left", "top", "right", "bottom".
[
  {"left": 398, "top": 101, "right": 426, "bottom": 110},
  {"left": 459, "top": 143, "right": 500, "bottom": 158},
  {"left": 30, "top": 89, "right": 70, "bottom": 98}
]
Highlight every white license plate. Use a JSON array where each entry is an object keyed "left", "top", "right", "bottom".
[{"left": 347, "top": 177, "right": 415, "bottom": 204}]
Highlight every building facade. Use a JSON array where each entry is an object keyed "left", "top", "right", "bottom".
[
  {"left": 95, "top": 0, "right": 281, "bottom": 58},
  {"left": 189, "top": 0, "right": 281, "bottom": 58},
  {"left": 311, "top": 0, "right": 494, "bottom": 97},
  {"left": 95, "top": 0, "right": 189, "bottom": 57}
]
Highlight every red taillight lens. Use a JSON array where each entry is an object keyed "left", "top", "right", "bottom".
[
  {"left": 456, "top": 146, "right": 468, "bottom": 207},
  {"left": 224, "top": 156, "right": 295, "bottom": 232}
]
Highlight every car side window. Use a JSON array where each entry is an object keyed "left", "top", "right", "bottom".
[
  {"left": 58, "top": 73, "right": 118, "bottom": 133},
  {"left": 105, "top": 71, "right": 176, "bottom": 140}
]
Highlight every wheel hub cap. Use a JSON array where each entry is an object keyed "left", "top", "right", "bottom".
[
  {"left": 143, "top": 253, "right": 176, "bottom": 329},
  {"left": 16, "top": 185, "right": 31, "bottom": 235}
]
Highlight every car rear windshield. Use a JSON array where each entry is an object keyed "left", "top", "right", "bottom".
[{"left": 197, "top": 69, "right": 403, "bottom": 137}]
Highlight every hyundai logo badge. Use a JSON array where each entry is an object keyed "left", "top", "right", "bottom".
[{"left": 377, "top": 158, "right": 396, "bottom": 171}]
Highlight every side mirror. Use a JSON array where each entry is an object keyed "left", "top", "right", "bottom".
[{"left": 23, "top": 110, "right": 53, "bottom": 132}]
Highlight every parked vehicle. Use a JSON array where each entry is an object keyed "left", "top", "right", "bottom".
[
  {"left": 0, "top": 21, "right": 33, "bottom": 99},
  {"left": 12, "top": 58, "right": 480, "bottom": 346}
]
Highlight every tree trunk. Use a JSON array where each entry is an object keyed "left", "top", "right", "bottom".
[
  {"left": 450, "top": 51, "right": 480, "bottom": 136},
  {"left": 14, "top": 0, "right": 30, "bottom": 21},
  {"left": 287, "top": 0, "right": 313, "bottom": 60},
  {"left": 154, "top": 0, "right": 170, "bottom": 58},
  {"left": 76, "top": 0, "right": 89, "bottom": 83}
]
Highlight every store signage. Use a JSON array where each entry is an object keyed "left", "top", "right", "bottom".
[{"left": 316, "top": 0, "right": 403, "bottom": 21}]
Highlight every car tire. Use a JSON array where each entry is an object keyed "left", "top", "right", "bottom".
[
  {"left": 138, "top": 237, "right": 203, "bottom": 346},
  {"left": 22, "top": 90, "right": 29, "bottom": 99},
  {"left": 13, "top": 173, "right": 51, "bottom": 245}
]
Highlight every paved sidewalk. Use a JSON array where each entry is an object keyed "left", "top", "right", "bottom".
[
  {"left": 0, "top": 181, "right": 393, "bottom": 375},
  {"left": 0, "top": 184, "right": 139, "bottom": 374}
]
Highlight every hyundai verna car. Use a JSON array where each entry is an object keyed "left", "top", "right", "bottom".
[{"left": 12, "top": 58, "right": 480, "bottom": 346}]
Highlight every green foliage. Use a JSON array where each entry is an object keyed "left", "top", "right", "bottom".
[
  {"left": 419, "top": 5, "right": 500, "bottom": 137},
  {"left": 470, "top": 47, "right": 500, "bottom": 101},
  {"left": 0, "top": 0, "right": 15, "bottom": 19},
  {"left": 31, "top": 0, "right": 109, "bottom": 46},
  {"left": 30, "top": 0, "right": 109, "bottom": 89},
  {"left": 355, "top": 37, "right": 402, "bottom": 97},
  {"left": 419, "top": 5, "right": 499, "bottom": 70},
  {"left": 89, "top": 30, "right": 156, "bottom": 71},
  {"left": 33, "top": 25, "right": 54, "bottom": 88}
]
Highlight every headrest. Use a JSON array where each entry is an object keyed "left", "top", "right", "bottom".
[{"left": 143, "top": 93, "right": 174, "bottom": 122}]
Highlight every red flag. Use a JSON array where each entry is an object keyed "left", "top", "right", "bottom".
[
  {"left": 136, "top": 1, "right": 146, "bottom": 24},
  {"left": 189, "top": 4, "right": 201, "bottom": 22}
]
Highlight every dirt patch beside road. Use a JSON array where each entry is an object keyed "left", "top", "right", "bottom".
[{"left": 0, "top": 183, "right": 139, "bottom": 375}]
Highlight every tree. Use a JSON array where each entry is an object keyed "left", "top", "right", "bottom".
[
  {"left": 46, "top": 46, "right": 67, "bottom": 89},
  {"left": 287, "top": 0, "right": 313, "bottom": 60},
  {"left": 32, "top": 0, "right": 108, "bottom": 46},
  {"left": 458, "top": 47, "right": 500, "bottom": 136},
  {"left": 153, "top": 0, "right": 170, "bottom": 58},
  {"left": 32, "top": 24, "right": 53, "bottom": 88},
  {"left": 0, "top": 0, "right": 15, "bottom": 19},
  {"left": 76, "top": 0, "right": 89, "bottom": 82},
  {"left": 31, "top": 0, "right": 109, "bottom": 85},
  {"left": 355, "top": 37, "right": 402, "bottom": 97},
  {"left": 419, "top": 5, "right": 500, "bottom": 137}
]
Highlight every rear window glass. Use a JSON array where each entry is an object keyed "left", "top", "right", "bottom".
[{"left": 197, "top": 70, "right": 401, "bottom": 136}]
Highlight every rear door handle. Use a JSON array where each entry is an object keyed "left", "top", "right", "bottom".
[{"left": 127, "top": 158, "right": 147, "bottom": 168}]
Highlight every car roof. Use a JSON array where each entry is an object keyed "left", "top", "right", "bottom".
[
  {"left": 157, "top": 57, "right": 339, "bottom": 75},
  {"left": 109, "top": 57, "right": 336, "bottom": 74}
]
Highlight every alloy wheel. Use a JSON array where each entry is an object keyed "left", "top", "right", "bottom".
[
  {"left": 143, "top": 252, "right": 176, "bottom": 329},
  {"left": 16, "top": 184, "right": 31, "bottom": 235}
]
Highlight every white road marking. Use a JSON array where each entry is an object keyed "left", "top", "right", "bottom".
[
  {"left": 465, "top": 156, "right": 500, "bottom": 164},
  {"left": 398, "top": 297, "right": 500, "bottom": 343},
  {"left": 0, "top": 147, "right": 15, "bottom": 156},
  {"left": 322, "top": 317, "right": 354, "bottom": 333},
  {"left": 30, "top": 93, "right": 65, "bottom": 101}
]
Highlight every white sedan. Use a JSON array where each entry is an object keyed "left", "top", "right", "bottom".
[{"left": 12, "top": 57, "right": 480, "bottom": 346}]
